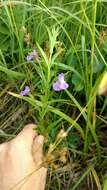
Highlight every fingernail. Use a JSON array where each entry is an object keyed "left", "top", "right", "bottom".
[{"left": 37, "top": 135, "right": 44, "bottom": 144}]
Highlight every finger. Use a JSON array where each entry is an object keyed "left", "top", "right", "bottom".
[
  {"left": 0, "top": 143, "right": 7, "bottom": 153},
  {"left": 32, "top": 135, "right": 44, "bottom": 165},
  {"left": 38, "top": 167, "right": 47, "bottom": 190},
  {"left": 11, "top": 124, "right": 37, "bottom": 148}
]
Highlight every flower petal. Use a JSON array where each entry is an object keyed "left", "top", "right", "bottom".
[
  {"left": 60, "top": 81, "right": 69, "bottom": 90},
  {"left": 53, "top": 73, "right": 69, "bottom": 92},
  {"left": 20, "top": 86, "right": 30, "bottom": 96},
  {"left": 26, "top": 55, "right": 34, "bottom": 61},
  {"left": 58, "top": 73, "right": 64, "bottom": 81},
  {"left": 53, "top": 82, "right": 61, "bottom": 91},
  {"left": 26, "top": 49, "right": 38, "bottom": 62}
]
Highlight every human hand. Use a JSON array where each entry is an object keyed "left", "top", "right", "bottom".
[{"left": 0, "top": 124, "right": 47, "bottom": 190}]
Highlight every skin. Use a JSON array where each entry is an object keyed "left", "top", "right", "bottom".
[{"left": 0, "top": 124, "right": 47, "bottom": 190}]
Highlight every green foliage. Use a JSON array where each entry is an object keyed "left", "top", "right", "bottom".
[
  {"left": 0, "top": 0, "right": 107, "bottom": 189},
  {"left": 72, "top": 73, "right": 83, "bottom": 91},
  {"left": 103, "top": 177, "right": 107, "bottom": 190}
]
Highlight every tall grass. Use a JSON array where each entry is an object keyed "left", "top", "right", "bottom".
[{"left": 0, "top": 0, "right": 107, "bottom": 189}]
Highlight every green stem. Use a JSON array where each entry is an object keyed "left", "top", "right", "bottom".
[{"left": 90, "top": 0, "right": 97, "bottom": 89}]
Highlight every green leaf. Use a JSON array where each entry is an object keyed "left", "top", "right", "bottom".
[
  {"left": 103, "top": 42, "right": 107, "bottom": 53},
  {"left": 0, "top": 37, "right": 10, "bottom": 51},
  {"left": 49, "top": 107, "right": 84, "bottom": 139},
  {"left": 72, "top": 73, "right": 84, "bottom": 91},
  {"left": 0, "top": 66, "right": 25, "bottom": 79},
  {"left": 0, "top": 23, "right": 9, "bottom": 35},
  {"left": 93, "top": 55, "right": 104, "bottom": 73},
  {"left": 36, "top": 42, "right": 48, "bottom": 65},
  {"left": 103, "top": 177, "right": 107, "bottom": 190},
  {"left": 46, "top": 26, "right": 59, "bottom": 55},
  {"left": 53, "top": 62, "right": 81, "bottom": 77},
  {"left": 66, "top": 90, "right": 87, "bottom": 121},
  {"left": 8, "top": 92, "right": 84, "bottom": 139},
  {"left": 68, "top": 133, "right": 80, "bottom": 147}
]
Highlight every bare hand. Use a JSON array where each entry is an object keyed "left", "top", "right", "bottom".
[{"left": 0, "top": 124, "right": 47, "bottom": 190}]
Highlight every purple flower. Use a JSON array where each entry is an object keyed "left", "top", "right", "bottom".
[
  {"left": 20, "top": 86, "right": 30, "bottom": 96},
  {"left": 26, "top": 54, "right": 34, "bottom": 61},
  {"left": 26, "top": 49, "right": 38, "bottom": 62},
  {"left": 53, "top": 73, "right": 69, "bottom": 91}
]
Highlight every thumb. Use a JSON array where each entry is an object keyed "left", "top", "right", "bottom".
[{"left": 32, "top": 135, "right": 44, "bottom": 165}]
